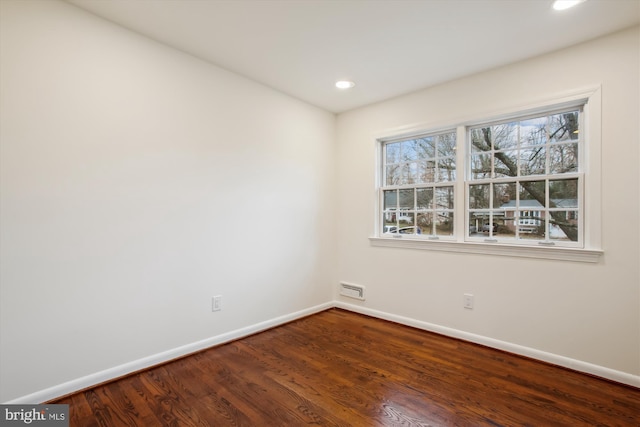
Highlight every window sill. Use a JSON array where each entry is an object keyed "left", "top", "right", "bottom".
[{"left": 369, "top": 237, "right": 602, "bottom": 263}]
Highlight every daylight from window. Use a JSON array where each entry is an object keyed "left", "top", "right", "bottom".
[
  {"left": 382, "top": 131, "right": 457, "bottom": 237},
  {"left": 380, "top": 106, "right": 583, "bottom": 248},
  {"left": 467, "top": 109, "right": 581, "bottom": 245}
]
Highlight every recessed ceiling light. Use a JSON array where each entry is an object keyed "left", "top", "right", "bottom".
[
  {"left": 553, "top": 0, "right": 586, "bottom": 11},
  {"left": 335, "top": 80, "right": 355, "bottom": 89}
]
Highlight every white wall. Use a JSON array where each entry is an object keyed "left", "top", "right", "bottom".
[
  {"left": 336, "top": 26, "right": 639, "bottom": 378},
  {"left": 1, "top": 0, "right": 638, "bottom": 405},
  {"left": 0, "top": 0, "right": 336, "bottom": 402}
]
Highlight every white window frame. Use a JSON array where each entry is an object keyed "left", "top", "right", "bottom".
[
  {"left": 379, "top": 130, "right": 458, "bottom": 240},
  {"left": 465, "top": 106, "right": 583, "bottom": 248},
  {"left": 370, "top": 87, "right": 603, "bottom": 263}
]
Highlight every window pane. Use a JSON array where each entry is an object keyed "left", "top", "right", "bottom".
[
  {"left": 417, "top": 212, "right": 432, "bottom": 234},
  {"left": 382, "top": 220, "right": 397, "bottom": 233},
  {"left": 494, "top": 150, "right": 517, "bottom": 178},
  {"left": 437, "top": 132, "right": 456, "bottom": 157},
  {"left": 470, "top": 128, "right": 491, "bottom": 151},
  {"left": 382, "top": 223, "right": 397, "bottom": 234},
  {"left": 398, "top": 189, "right": 414, "bottom": 210},
  {"left": 383, "top": 190, "right": 397, "bottom": 210},
  {"left": 493, "top": 182, "right": 516, "bottom": 209},
  {"left": 519, "top": 117, "right": 547, "bottom": 147},
  {"left": 417, "top": 160, "right": 436, "bottom": 183},
  {"left": 436, "top": 186, "right": 454, "bottom": 209},
  {"left": 386, "top": 142, "right": 401, "bottom": 163},
  {"left": 469, "top": 184, "right": 490, "bottom": 209},
  {"left": 518, "top": 210, "right": 542, "bottom": 226},
  {"left": 416, "top": 188, "right": 433, "bottom": 210},
  {"left": 549, "top": 179, "right": 578, "bottom": 207},
  {"left": 549, "top": 143, "right": 578, "bottom": 174},
  {"left": 469, "top": 211, "right": 490, "bottom": 232},
  {"left": 437, "top": 158, "right": 456, "bottom": 182},
  {"left": 386, "top": 165, "right": 402, "bottom": 185},
  {"left": 470, "top": 154, "right": 492, "bottom": 179},
  {"left": 435, "top": 212, "right": 454, "bottom": 236},
  {"left": 415, "top": 137, "right": 435, "bottom": 160},
  {"left": 473, "top": 216, "right": 498, "bottom": 236},
  {"left": 517, "top": 210, "right": 544, "bottom": 239},
  {"left": 520, "top": 146, "right": 546, "bottom": 176},
  {"left": 398, "top": 212, "right": 414, "bottom": 226},
  {"left": 401, "top": 140, "right": 420, "bottom": 161},
  {"left": 549, "top": 211, "right": 578, "bottom": 241},
  {"left": 394, "top": 164, "right": 413, "bottom": 185},
  {"left": 549, "top": 111, "right": 579, "bottom": 143},
  {"left": 519, "top": 181, "right": 545, "bottom": 209},
  {"left": 492, "top": 123, "right": 518, "bottom": 151},
  {"left": 405, "top": 163, "right": 419, "bottom": 184}
]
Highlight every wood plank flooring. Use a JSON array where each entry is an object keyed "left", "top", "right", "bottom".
[{"left": 52, "top": 308, "right": 640, "bottom": 426}]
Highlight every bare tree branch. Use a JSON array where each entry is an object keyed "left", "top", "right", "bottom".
[{"left": 473, "top": 124, "right": 578, "bottom": 241}]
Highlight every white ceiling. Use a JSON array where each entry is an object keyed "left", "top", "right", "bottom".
[{"left": 65, "top": 0, "right": 640, "bottom": 113}]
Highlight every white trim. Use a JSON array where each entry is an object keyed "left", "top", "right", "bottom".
[
  {"left": 369, "top": 236, "right": 602, "bottom": 262},
  {"left": 372, "top": 86, "right": 603, "bottom": 260},
  {"left": 4, "top": 302, "right": 333, "bottom": 404},
  {"left": 582, "top": 87, "right": 602, "bottom": 249},
  {"left": 371, "top": 86, "right": 601, "bottom": 143},
  {"left": 8, "top": 298, "right": 636, "bottom": 404},
  {"left": 335, "top": 301, "right": 640, "bottom": 388}
]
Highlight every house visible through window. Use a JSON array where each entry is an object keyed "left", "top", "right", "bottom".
[
  {"left": 381, "top": 131, "right": 457, "bottom": 237},
  {"left": 467, "top": 108, "right": 581, "bottom": 246},
  {"left": 378, "top": 103, "right": 586, "bottom": 250}
]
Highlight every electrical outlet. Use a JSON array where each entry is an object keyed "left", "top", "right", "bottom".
[
  {"left": 212, "top": 295, "right": 222, "bottom": 312},
  {"left": 463, "top": 293, "right": 474, "bottom": 309}
]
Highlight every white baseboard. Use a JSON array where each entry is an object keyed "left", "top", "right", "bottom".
[
  {"left": 6, "top": 299, "right": 638, "bottom": 403},
  {"left": 334, "top": 301, "right": 640, "bottom": 388},
  {"left": 5, "top": 302, "right": 333, "bottom": 404}
]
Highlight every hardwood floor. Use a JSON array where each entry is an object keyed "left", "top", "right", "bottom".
[{"left": 52, "top": 308, "right": 640, "bottom": 426}]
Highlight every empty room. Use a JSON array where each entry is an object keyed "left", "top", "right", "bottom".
[{"left": 1, "top": 0, "right": 639, "bottom": 425}]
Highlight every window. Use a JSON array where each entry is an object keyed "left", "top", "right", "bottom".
[
  {"left": 467, "top": 108, "right": 581, "bottom": 247},
  {"left": 381, "top": 131, "right": 457, "bottom": 238},
  {"left": 372, "top": 89, "right": 602, "bottom": 262}
]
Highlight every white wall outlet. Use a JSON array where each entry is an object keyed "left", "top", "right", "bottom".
[
  {"left": 463, "top": 293, "right": 474, "bottom": 309},
  {"left": 212, "top": 295, "right": 222, "bottom": 312}
]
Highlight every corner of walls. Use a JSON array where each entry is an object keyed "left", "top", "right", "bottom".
[
  {"left": 334, "top": 301, "right": 640, "bottom": 389},
  {"left": 334, "top": 26, "right": 640, "bottom": 381},
  {"left": 4, "top": 302, "right": 334, "bottom": 404},
  {"left": 0, "top": 0, "right": 337, "bottom": 402},
  {"left": 5, "top": 298, "right": 637, "bottom": 404}
]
